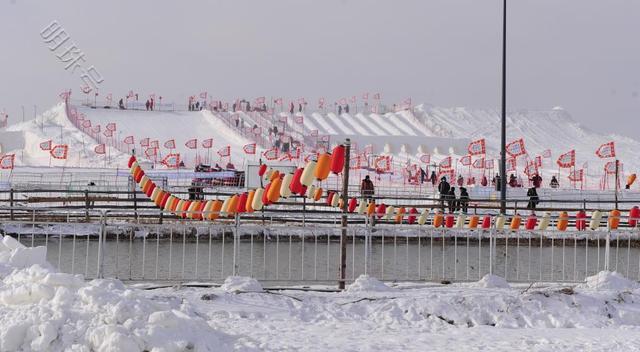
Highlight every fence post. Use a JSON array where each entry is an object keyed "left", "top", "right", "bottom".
[
  {"left": 84, "top": 189, "right": 90, "bottom": 222},
  {"left": 96, "top": 211, "right": 107, "bottom": 279},
  {"left": 9, "top": 188, "right": 14, "bottom": 221},
  {"left": 339, "top": 138, "right": 351, "bottom": 290}
]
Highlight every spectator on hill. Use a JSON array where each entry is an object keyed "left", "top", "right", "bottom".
[
  {"left": 509, "top": 174, "right": 518, "bottom": 188},
  {"left": 289, "top": 102, "right": 295, "bottom": 114},
  {"left": 145, "top": 100, "right": 150, "bottom": 111},
  {"left": 345, "top": 104, "right": 350, "bottom": 114},
  {"left": 530, "top": 173, "right": 542, "bottom": 188},
  {"left": 150, "top": 98, "right": 155, "bottom": 111},
  {"left": 550, "top": 176, "right": 559, "bottom": 189},
  {"left": 430, "top": 171, "right": 437, "bottom": 187},
  {"left": 338, "top": 105, "right": 342, "bottom": 115},
  {"left": 119, "top": 98, "right": 125, "bottom": 110},
  {"left": 420, "top": 167, "right": 426, "bottom": 183},
  {"left": 361, "top": 175, "right": 375, "bottom": 199}
]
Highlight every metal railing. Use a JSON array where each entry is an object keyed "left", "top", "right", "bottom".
[{"left": 1, "top": 207, "right": 639, "bottom": 286}]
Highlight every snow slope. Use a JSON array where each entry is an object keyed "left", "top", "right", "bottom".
[
  {"left": 0, "top": 103, "right": 128, "bottom": 168},
  {"left": 414, "top": 104, "right": 640, "bottom": 174}
]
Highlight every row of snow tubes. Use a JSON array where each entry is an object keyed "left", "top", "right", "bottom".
[
  {"left": 129, "top": 154, "right": 638, "bottom": 230},
  {"left": 127, "top": 145, "right": 348, "bottom": 220}
]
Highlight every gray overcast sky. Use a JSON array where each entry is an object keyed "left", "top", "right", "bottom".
[{"left": 1, "top": 0, "right": 638, "bottom": 137}]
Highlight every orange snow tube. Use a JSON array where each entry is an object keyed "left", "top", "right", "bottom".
[{"left": 556, "top": 211, "right": 569, "bottom": 231}]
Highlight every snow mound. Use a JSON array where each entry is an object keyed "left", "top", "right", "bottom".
[
  {"left": 579, "top": 271, "right": 640, "bottom": 290},
  {"left": 0, "top": 235, "right": 51, "bottom": 276},
  {"left": 346, "top": 275, "right": 393, "bottom": 292},
  {"left": 221, "top": 276, "right": 264, "bottom": 293},
  {"left": 0, "top": 234, "right": 233, "bottom": 351},
  {"left": 474, "top": 274, "right": 510, "bottom": 289}
]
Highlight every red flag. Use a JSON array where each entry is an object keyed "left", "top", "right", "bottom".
[
  {"left": 595, "top": 141, "right": 615, "bottom": 158},
  {"left": 535, "top": 155, "right": 542, "bottom": 167},
  {"left": 106, "top": 122, "right": 116, "bottom": 131},
  {"left": 92, "top": 125, "right": 101, "bottom": 133},
  {"left": 140, "top": 138, "right": 150, "bottom": 147},
  {"left": 472, "top": 158, "right": 485, "bottom": 169},
  {"left": 295, "top": 115, "right": 304, "bottom": 124},
  {"left": 50, "top": 145, "right": 68, "bottom": 159},
  {"left": 569, "top": 169, "right": 584, "bottom": 181},
  {"left": 419, "top": 154, "right": 430, "bottom": 164},
  {"left": 217, "top": 145, "right": 230, "bottom": 157},
  {"left": 542, "top": 149, "right": 552, "bottom": 158},
  {"left": 185, "top": 138, "right": 198, "bottom": 149},
  {"left": 150, "top": 140, "right": 159, "bottom": 149},
  {"left": 161, "top": 153, "right": 180, "bottom": 168},
  {"left": 459, "top": 155, "right": 472, "bottom": 166},
  {"left": 39, "top": 140, "right": 52, "bottom": 151},
  {"left": 94, "top": 144, "right": 106, "bottom": 155},
  {"left": 144, "top": 147, "right": 158, "bottom": 158},
  {"left": 438, "top": 156, "right": 452, "bottom": 169},
  {"left": 103, "top": 129, "right": 113, "bottom": 137},
  {"left": 467, "top": 139, "right": 486, "bottom": 155},
  {"left": 123, "top": 136, "right": 134, "bottom": 145},
  {"left": 505, "top": 139, "right": 526, "bottom": 157},
  {"left": 82, "top": 120, "right": 91, "bottom": 128},
  {"left": 523, "top": 162, "right": 538, "bottom": 176},
  {"left": 243, "top": 143, "right": 257, "bottom": 155},
  {"left": 604, "top": 161, "right": 618, "bottom": 174},
  {"left": 484, "top": 159, "right": 494, "bottom": 169},
  {"left": 556, "top": 150, "right": 575, "bottom": 168},
  {"left": 506, "top": 158, "right": 517, "bottom": 172},
  {"left": 374, "top": 156, "right": 391, "bottom": 172},
  {"left": 0, "top": 154, "right": 15, "bottom": 169},
  {"left": 202, "top": 138, "right": 213, "bottom": 149},
  {"left": 263, "top": 147, "right": 279, "bottom": 160},
  {"left": 164, "top": 139, "right": 176, "bottom": 149}
]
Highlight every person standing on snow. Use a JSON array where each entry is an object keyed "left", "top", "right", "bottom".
[
  {"left": 361, "top": 175, "right": 375, "bottom": 199},
  {"left": 459, "top": 187, "right": 470, "bottom": 213},
  {"left": 438, "top": 177, "right": 450, "bottom": 212},
  {"left": 447, "top": 187, "right": 457, "bottom": 213}
]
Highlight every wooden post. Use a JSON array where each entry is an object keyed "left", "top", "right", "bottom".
[
  {"left": 9, "top": 188, "right": 14, "bottom": 221},
  {"left": 339, "top": 138, "right": 351, "bottom": 290}
]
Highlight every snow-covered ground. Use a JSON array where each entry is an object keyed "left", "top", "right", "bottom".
[{"left": 2, "top": 233, "right": 640, "bottom": 351}]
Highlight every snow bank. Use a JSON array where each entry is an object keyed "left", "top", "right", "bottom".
[
  {"left": 346, "top": 275, "right": 394, "bottom": 292},
  {"left": 473, "top": 274, "right": 510, "bottom": 289},
  {"left": 0, "top": 235, "right": 233, "bottom": 351},
  {"left": 221, "top": 276, "right": 264, "bottom": 293},
  {"left": 579, "top": 271, "right": 640, "bottom": 290}
]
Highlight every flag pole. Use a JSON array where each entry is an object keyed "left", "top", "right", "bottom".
[{"left": 499, "top": 0, "right": 507, "bottom": 214}]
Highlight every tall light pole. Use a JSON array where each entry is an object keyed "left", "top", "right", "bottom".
[{"left": 499, "top": 0, "right": 507, "bottom": 214}]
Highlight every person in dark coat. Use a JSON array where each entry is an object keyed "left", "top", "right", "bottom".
[
  {"left": 527, "top": 187, "right": 539, "bottom": 210},
  {"left": 361, "top": 175, "right": 375, "bottom": 199},
  {"left": 530, "top": 173, "right": 542, "bottom": 188},
  {"left": 145, "top": 100, "right": 150, "bottom": 111},
  {"left": 447, "top": 187, "right": 457, "bottom": 213},
  {"left": 509, "top": 174, "right": 518, "bottom": 188},
  {"left": 459, "top": 187, "right": 470, "bottom": 213},
  {"left": 338, "top": 105, "right": 343, "bottom": 114},
  {"left": 430, "top": 171, "right": 437, "bottom": 187},
  {"left": 493, "top": 174, "right": 501, "bottom": 191},
  {"left": 438, "top": 177, "right": 450, "bottom": 212},
  {"left": 345, "top": 104, "right": 350, "bottom": 113},
  {"left": 550, "top": 176, "right": 559, "bottom": 188},
  {"left": 119, "top": 98, "right": 125, "bottom": 109},
  {"left": 420, "top": 168, "right": 426, "bottom": 183}
]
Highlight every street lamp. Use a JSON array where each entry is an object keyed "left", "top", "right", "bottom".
[{"left": 499, "top": 0, "right": 507, "bottom": 214}]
